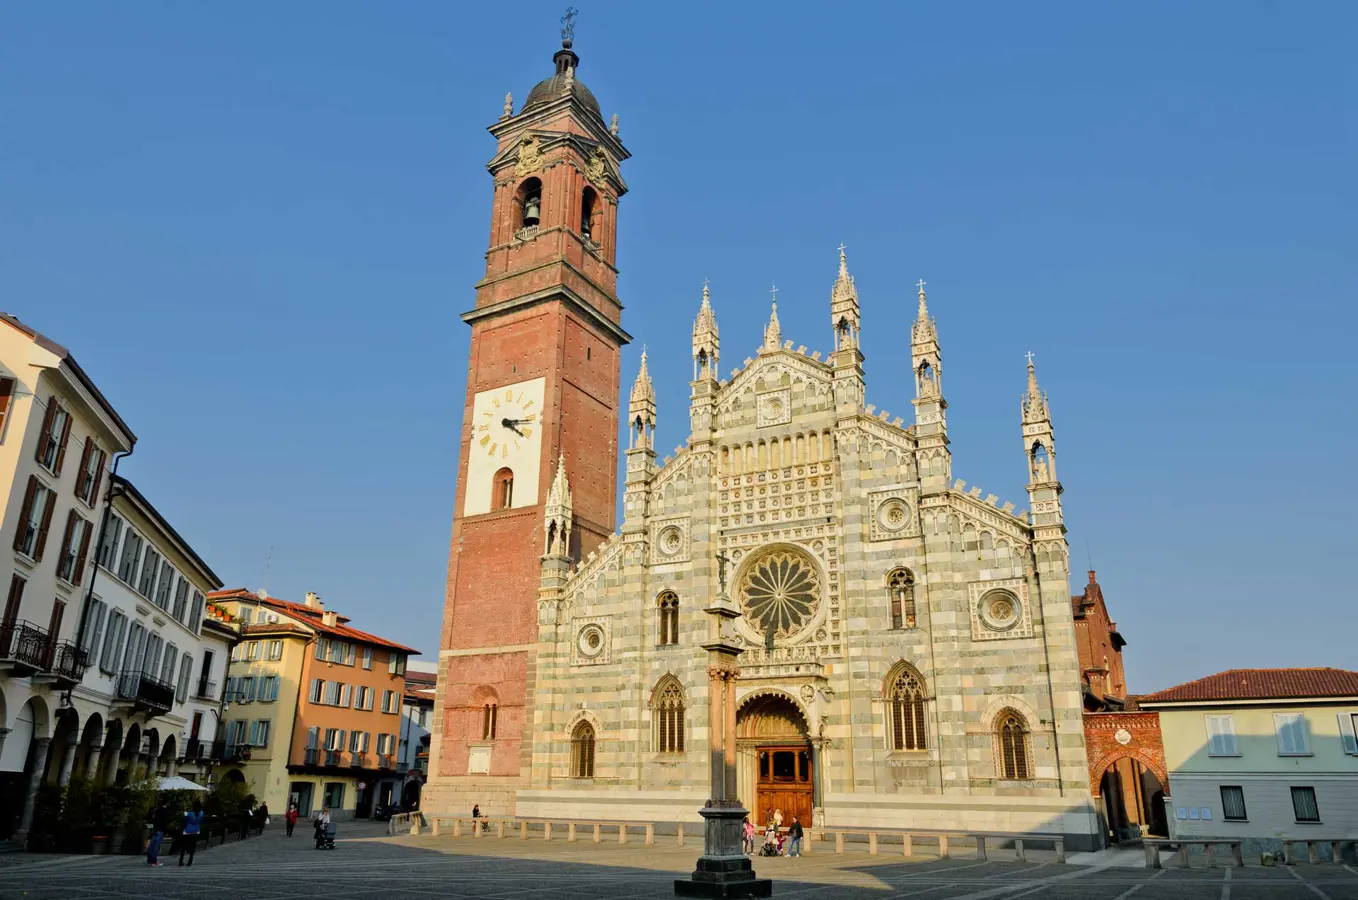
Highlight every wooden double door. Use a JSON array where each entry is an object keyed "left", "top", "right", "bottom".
[{"left": 752, "top": 745, "right": 813, "bottom": 829}]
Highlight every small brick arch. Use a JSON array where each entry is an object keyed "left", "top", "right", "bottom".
[{"left": 1089, "top": 748, "right": 1168, "bottom": 796}]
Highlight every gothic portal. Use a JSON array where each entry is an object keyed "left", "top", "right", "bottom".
[{"left": 426, "top": 28, "right": 1101, "bottom": 850}]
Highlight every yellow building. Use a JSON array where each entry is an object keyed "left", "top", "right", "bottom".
[{"left": 1139, "top": 668, "right": 1358, "bottom": 859}]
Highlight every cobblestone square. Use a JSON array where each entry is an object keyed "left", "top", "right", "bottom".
[{"left": 0, "top": 822, "right": 1354, "bottom": 900}]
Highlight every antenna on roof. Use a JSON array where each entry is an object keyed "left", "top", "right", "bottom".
[
  {"left": 263, "top": 544, "right": 274, "bottom": 598},
  {"left": 1086, "top": 540, "right": 1093, "bottom": 573}
]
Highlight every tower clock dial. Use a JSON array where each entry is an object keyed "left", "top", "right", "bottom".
[{"left": 463, "top": 376, "right": 546, "bottom": 516}]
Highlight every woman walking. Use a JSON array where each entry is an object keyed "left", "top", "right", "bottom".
[
  {"left": 179, "top": 801, "right": 204, "bottom": 866},
  {"left": 285, "top": 804, "right": 299, "bottom": 837}
]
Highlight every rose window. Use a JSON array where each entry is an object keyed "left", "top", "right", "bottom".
[{"left": 739, "top": 549, "right": 822, "bottom": 639}]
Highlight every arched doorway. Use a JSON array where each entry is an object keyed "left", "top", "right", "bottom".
[
  {"left": 1096, "top": 754, "right": 1168, "bottom": 842},
  {"left": 736, "top": 693, "right": 813, "bottom": 828}
]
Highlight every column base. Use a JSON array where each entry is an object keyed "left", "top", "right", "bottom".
[{"left": 674, "top": 803, "right": 771, "bottom": 898}]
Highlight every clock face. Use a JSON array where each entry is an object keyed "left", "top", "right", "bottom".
[
  {"left": 462, "top": 377, "right": 546, "bottom": 517},
  {"left": 473, "top": 386, "right": 539, "bottom": 460}
]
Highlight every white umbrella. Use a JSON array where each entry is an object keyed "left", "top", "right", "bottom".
[{"left": 156, "top": 775, "right": 209, "bottom": 792}]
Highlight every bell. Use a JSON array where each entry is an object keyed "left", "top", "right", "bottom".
[{"left": 523, "top": 195, "right": 541, "bottom": 226}]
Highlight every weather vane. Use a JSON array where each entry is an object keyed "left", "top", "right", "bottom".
[{"left": 561, "top": 7, "right": 578, "bottom": 42}]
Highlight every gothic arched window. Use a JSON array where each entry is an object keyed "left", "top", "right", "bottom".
[
  {"left": 996, "top": 710, "right": 1031, "bottom": 780},
  {"left": 482, "top": 703, "right": 498, "bottom": 740},
  {"left": 886, "top": 666, "right": 927, "bottom": 751},
  {"left": 518, "top": 177, "right": 542, "bottom": 229},
  {"left": 493, "top": 467, "right": 514, "bottom": 511},
  {"left": 570, "top": 721, "right": 595, "bottom": 778},
  {"left": 652, "top": 677, "right": 685, "bottom": 754},
  {"left": 888, "top": 568, "right": 916, "bottom": 630},
  {"left": 657, "top": 592, "right": 679, "bottom": 646}
]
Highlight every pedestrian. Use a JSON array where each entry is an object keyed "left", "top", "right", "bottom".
[
  {"left": 471, "top": 803, "right": 482, "bottom": 822},
  {"left": 314, "top": 808, "right": 332, "bottom": 849},
  {"left": 179, "top": 800, "right": 204, "bottom": 866},
  {"left": 257, "top": 802, "right": 270, "bottom": 835},
  {"left": 238, "top": 803, "right": 252, "bottom": 841},
  {"left": 741, "top": 817, "right": 755, "bottom": 855},
  {"left": 773, "top": 808, "right": 783, "bottom": 831},
  {"left": 146, "top": 798, "right": 170, "bottom": 867},
  {"left": 787, "top": 816, "right": 804, "bottom": 857},
  {"left": 285, "top": 804, "right": 298, "bottom": 837}
]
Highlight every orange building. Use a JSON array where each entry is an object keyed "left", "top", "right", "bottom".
[{"left": 209, "top": 589, "right": 418, "bottom": 820}]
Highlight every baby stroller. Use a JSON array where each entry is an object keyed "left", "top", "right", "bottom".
[
  {"left": 759, "top": 829, "right": 782, "bottom": 857},
  {"left": 315, "top": 822, "right": 336, "bottom": 850}
]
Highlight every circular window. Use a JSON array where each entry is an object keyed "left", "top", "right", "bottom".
[
  {"left": 739, "top": 547, "right": 822, "bottom": 640},
  {"left": 658, "top": 526, "right": 683, "bottom": 556},
  {"left": 979, "top": 590, "right": 1021, "bottom": 632},
  {"left": 877, "top": 499, "right": 911, "bottom": 533},
  {"left": 577, "top": 624, "right": 605, "bottom": 658}
]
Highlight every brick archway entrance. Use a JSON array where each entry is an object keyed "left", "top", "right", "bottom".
[
  {"left": 736, "top": 694, "right": 813, "bottom": 829},
  {"left": 1084, "top": 711, "right": 1167, "bottom": 843}
]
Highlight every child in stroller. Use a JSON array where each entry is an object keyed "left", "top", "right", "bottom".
[{"left": 314, "top": 808, "right": 336, "bottom": 850}]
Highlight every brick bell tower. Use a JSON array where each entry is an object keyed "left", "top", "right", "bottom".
[{"left": 426, "top": 20, "right": 631, "bottom": 814}]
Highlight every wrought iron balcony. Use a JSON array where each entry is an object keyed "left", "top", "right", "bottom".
[
  {"left": 324, "top": 750, "right": 342, "bottom": 766},
  {"left": 193, "top": 678, "right": 217, "bottom": 700},
  {"left": 209, "top": 738, "right": 226, "bottom": 761},
  {"left": 0, "top": 621, "right": 53, "bottom": 675},
  {"left": 182, "top": 737, "right": 207, "bottom": 762},
  {"left": 350, "top": 752, "right": 369, "bottom": 768},
  {"left": 378, "top": 753, "right": 394, "bottom": 770},
  {"left": 49, "top": 640, "right": 89, "bottom": 686},
  {"left": 115, "top": 669, "right": 175, "bottom": 715},
  {"left": 303, "top": 748, "right": 320, "bottom": 766},
  {"left": 223, "top": 742, "right": 250, "bottom": 762}
]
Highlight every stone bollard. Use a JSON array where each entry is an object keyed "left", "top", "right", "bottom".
[
  {"left": 645, "top": 824, "right": 654, "bottom": 846},
  {"left": 594, "top": 823, "right": 601, "bottom": 843},
  {"left": 677, "top": 823, "right": 685, "bottom": 847},
  {"left": 868, "top": 833, "right": 878, "bottom": 856},
  {"left": 619, "top": 824, "right": 627, "bottom": 844},
  {"left": 903, "top": 834, "right": 913, "bottom": 858},
  {"left": 975, "top": 836, "right": 986, "bottom": 861},
  {"left": 544, "top": 822, "right": 552, "bottom": 841},
  {"left": 410, "top": 818, "right": 421, "bottom": 836},
  {"left": 1015, "top": 839, "right": 1026, "bottom": 862},
  {"left": 568, "top": 823, "right": 577, "bottom": 842},
  {"left": 939, "top": 835, "right": 949, "bottom": 859},
  {"left": 520, "top": 821, "right": 528, "bottom": 840},
  {"left": 835, "top": 833, "right": 844, "bottom": 854},
  {"left": 497, "top": 821, "right": 506, "bottom": 839},
  {"left": 452, "top": 819, "right": 460, "bottom": 838}
]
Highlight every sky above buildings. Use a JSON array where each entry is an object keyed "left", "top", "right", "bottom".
[{"left": 2, "top": 2, "right": 1353, "bottom": 691}]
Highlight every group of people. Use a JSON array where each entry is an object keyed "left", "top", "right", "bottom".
[
  {"left": 144, "top": 797, "right": 317, "bottom": 867},
  {"left": 741, "top": 809, "right": 804, "bottom": 858}
]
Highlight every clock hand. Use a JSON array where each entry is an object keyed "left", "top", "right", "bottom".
[{"left": 501, "top": 417, "right": 526, "bottom": 437}]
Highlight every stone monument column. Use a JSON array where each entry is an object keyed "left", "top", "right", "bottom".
[{"left": 674, "top": 575, "right": 771, "bottom": 898}]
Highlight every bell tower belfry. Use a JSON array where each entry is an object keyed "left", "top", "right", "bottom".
[{"left": 429, "top": 20, "right": 632, "bottom": 814}]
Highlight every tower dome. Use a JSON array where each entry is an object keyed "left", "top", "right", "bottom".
[{"left": 522, "top": 40, "right": 602, "bottom": 118}]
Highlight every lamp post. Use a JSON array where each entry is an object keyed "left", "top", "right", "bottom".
[{"left": 675, "top": 554, "right": 771, "bottom": 898}]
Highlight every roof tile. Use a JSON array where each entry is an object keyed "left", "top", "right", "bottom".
[{"left": 1140, "top": 668, "right": 1358, "bottom": 703}]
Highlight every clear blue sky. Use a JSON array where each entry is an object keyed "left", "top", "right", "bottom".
[{"left": 2, "top": 2, "right": 1353, "bottom": 691}]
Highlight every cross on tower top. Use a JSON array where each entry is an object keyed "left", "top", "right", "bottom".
[
  {"left": 1025, "top": 351, "right": 1035, "bottom": 366},
  {"left": 770, "top": 283, "right": 778, "bottom": 301},
  {"left": 560, "top": 6, "right": 578, "bottom": 42},
  {"left": 917, "top": 279, "right": 927, "bottom": 293}
]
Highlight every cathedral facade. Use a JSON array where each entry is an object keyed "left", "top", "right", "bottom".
[{"left": 426, "top": 31, "right": 1100, "bottom": 848}]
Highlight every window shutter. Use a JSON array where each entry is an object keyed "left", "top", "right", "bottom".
[
  {"left": 53, "top": 409, "right": 73, "bottom": 475},
  {"left": 11, "top": 477, "right": 37, "bottom": 553},
  {"left": 34, "top": 400, "right": 56, "bottom": 466},
  {"left": 33, "top": 486, "right": 55, "bottom": 562},
  {"left": 74, "top": 438, "right": 92, "bottom": 500},
  {"left": 1339, "top": 714, "right": 1358, "bottom": 755},
  {"left": 73, "top": 516, "right": 93, "bottom": 584},
  {"left": 0, "top": 377, "right": 13, "bottom": 435},
  {"left": 58, "top": 510, "right": 77, "bottom": 574},
  {"left": 89, "top": 448, "right": 105, "bottom": 508}
]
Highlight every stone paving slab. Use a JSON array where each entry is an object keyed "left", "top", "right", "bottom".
[{"left": 0, "top": 822, "right": 1353, "bottom": 899}]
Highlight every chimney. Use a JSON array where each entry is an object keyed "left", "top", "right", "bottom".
[
  {"left": 322, "top": 610, "right": 338, "bottom": 627},
  {"left": 305, "top": 592, "right": 323, "bottom": 609}
]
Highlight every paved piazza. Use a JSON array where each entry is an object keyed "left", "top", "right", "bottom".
[{"left": 0, "top": 822, "right": 1354, "bottom": 899}]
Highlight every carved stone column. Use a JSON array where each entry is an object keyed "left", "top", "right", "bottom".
[
  {"left": 57, "top": 740, "right": 78, "bottom": 786},
  {"left": 674, "top": 586, "right": 770, "bottom": 898},
  {"left": 15, "top": 738, "right": 52, "bottom": 838},
  {"left": 85, "top": 741, "right": 104, "bottom": 781}
]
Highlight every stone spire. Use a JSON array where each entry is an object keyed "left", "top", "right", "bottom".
[
  {"left": 542, "top": 454, "right": 574, "bottom": 558},
  {"left": 762, "top": 289, "right": 782, "bottom": 353},
  {"left": 911, "top": 278, "right": 936, "bottom": 345},
  {"left": 629, "top": 348, "right": 656, "bottom": 452},
  {"left": 692, "top": 282, "right": 720, "bottom": 380},
  {"left": 911, "top": 278, "right": 950, "bottom": 492},
  {"left": 1022, "top": 353, "right": 1058, "bottom": 486},
  {"left": 830, "top": 244, "right": 860, "bottom": 354},
  {"left": 1022, "top": 352, "right": 1049, "bottom": 425}
]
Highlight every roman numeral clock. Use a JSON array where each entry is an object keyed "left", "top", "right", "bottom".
[{"left": 462, "top": 376, "right": 546, "bottom": 516}]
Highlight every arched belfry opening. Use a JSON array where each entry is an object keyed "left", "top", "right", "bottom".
[
  {"left": 736, "top": 693, "right": 816, "bottom": 828},
  {"left": 579, "top": 186, "right": 598, "bottom": 242},
  {"left": 518, "top": 177, "right": 542, "bottom": 230}
]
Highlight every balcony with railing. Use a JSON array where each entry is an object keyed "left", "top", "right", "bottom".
[
  {"left": 115, "top": 669, "right": 175, "bottom": 716},
  {"left": 193, "top": 678, "right": 217, "bottom": 701},
  {"left": 350, "top": 752, "right": 369, "bottom": 768},
  {"left": 223, "top": 742, "right": 250, "bottom": 762},
  {"left": 304, "top": 748, "right": 320, "bottom": 766},
  {"left": 0, "top": 620, "right": 53, "bottom": 676},
  {"left": 209, "top": 738, "right": 226, "bottom": 761},
  {"left": 48, "top": 640, "right": 90, "bottom": 687},
  {"left": 181, "top": 737, "right": 208, "bottom": 762},
  {"left": 378, "top": 753, "right": 394, "bottom": 770},
  {"left": 324, "top": 750, "right": 342, "bottom": 767}
]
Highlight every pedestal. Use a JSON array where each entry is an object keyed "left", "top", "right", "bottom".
[{"left": 673, "top": 803, "right": 771, "bottom": 899}]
